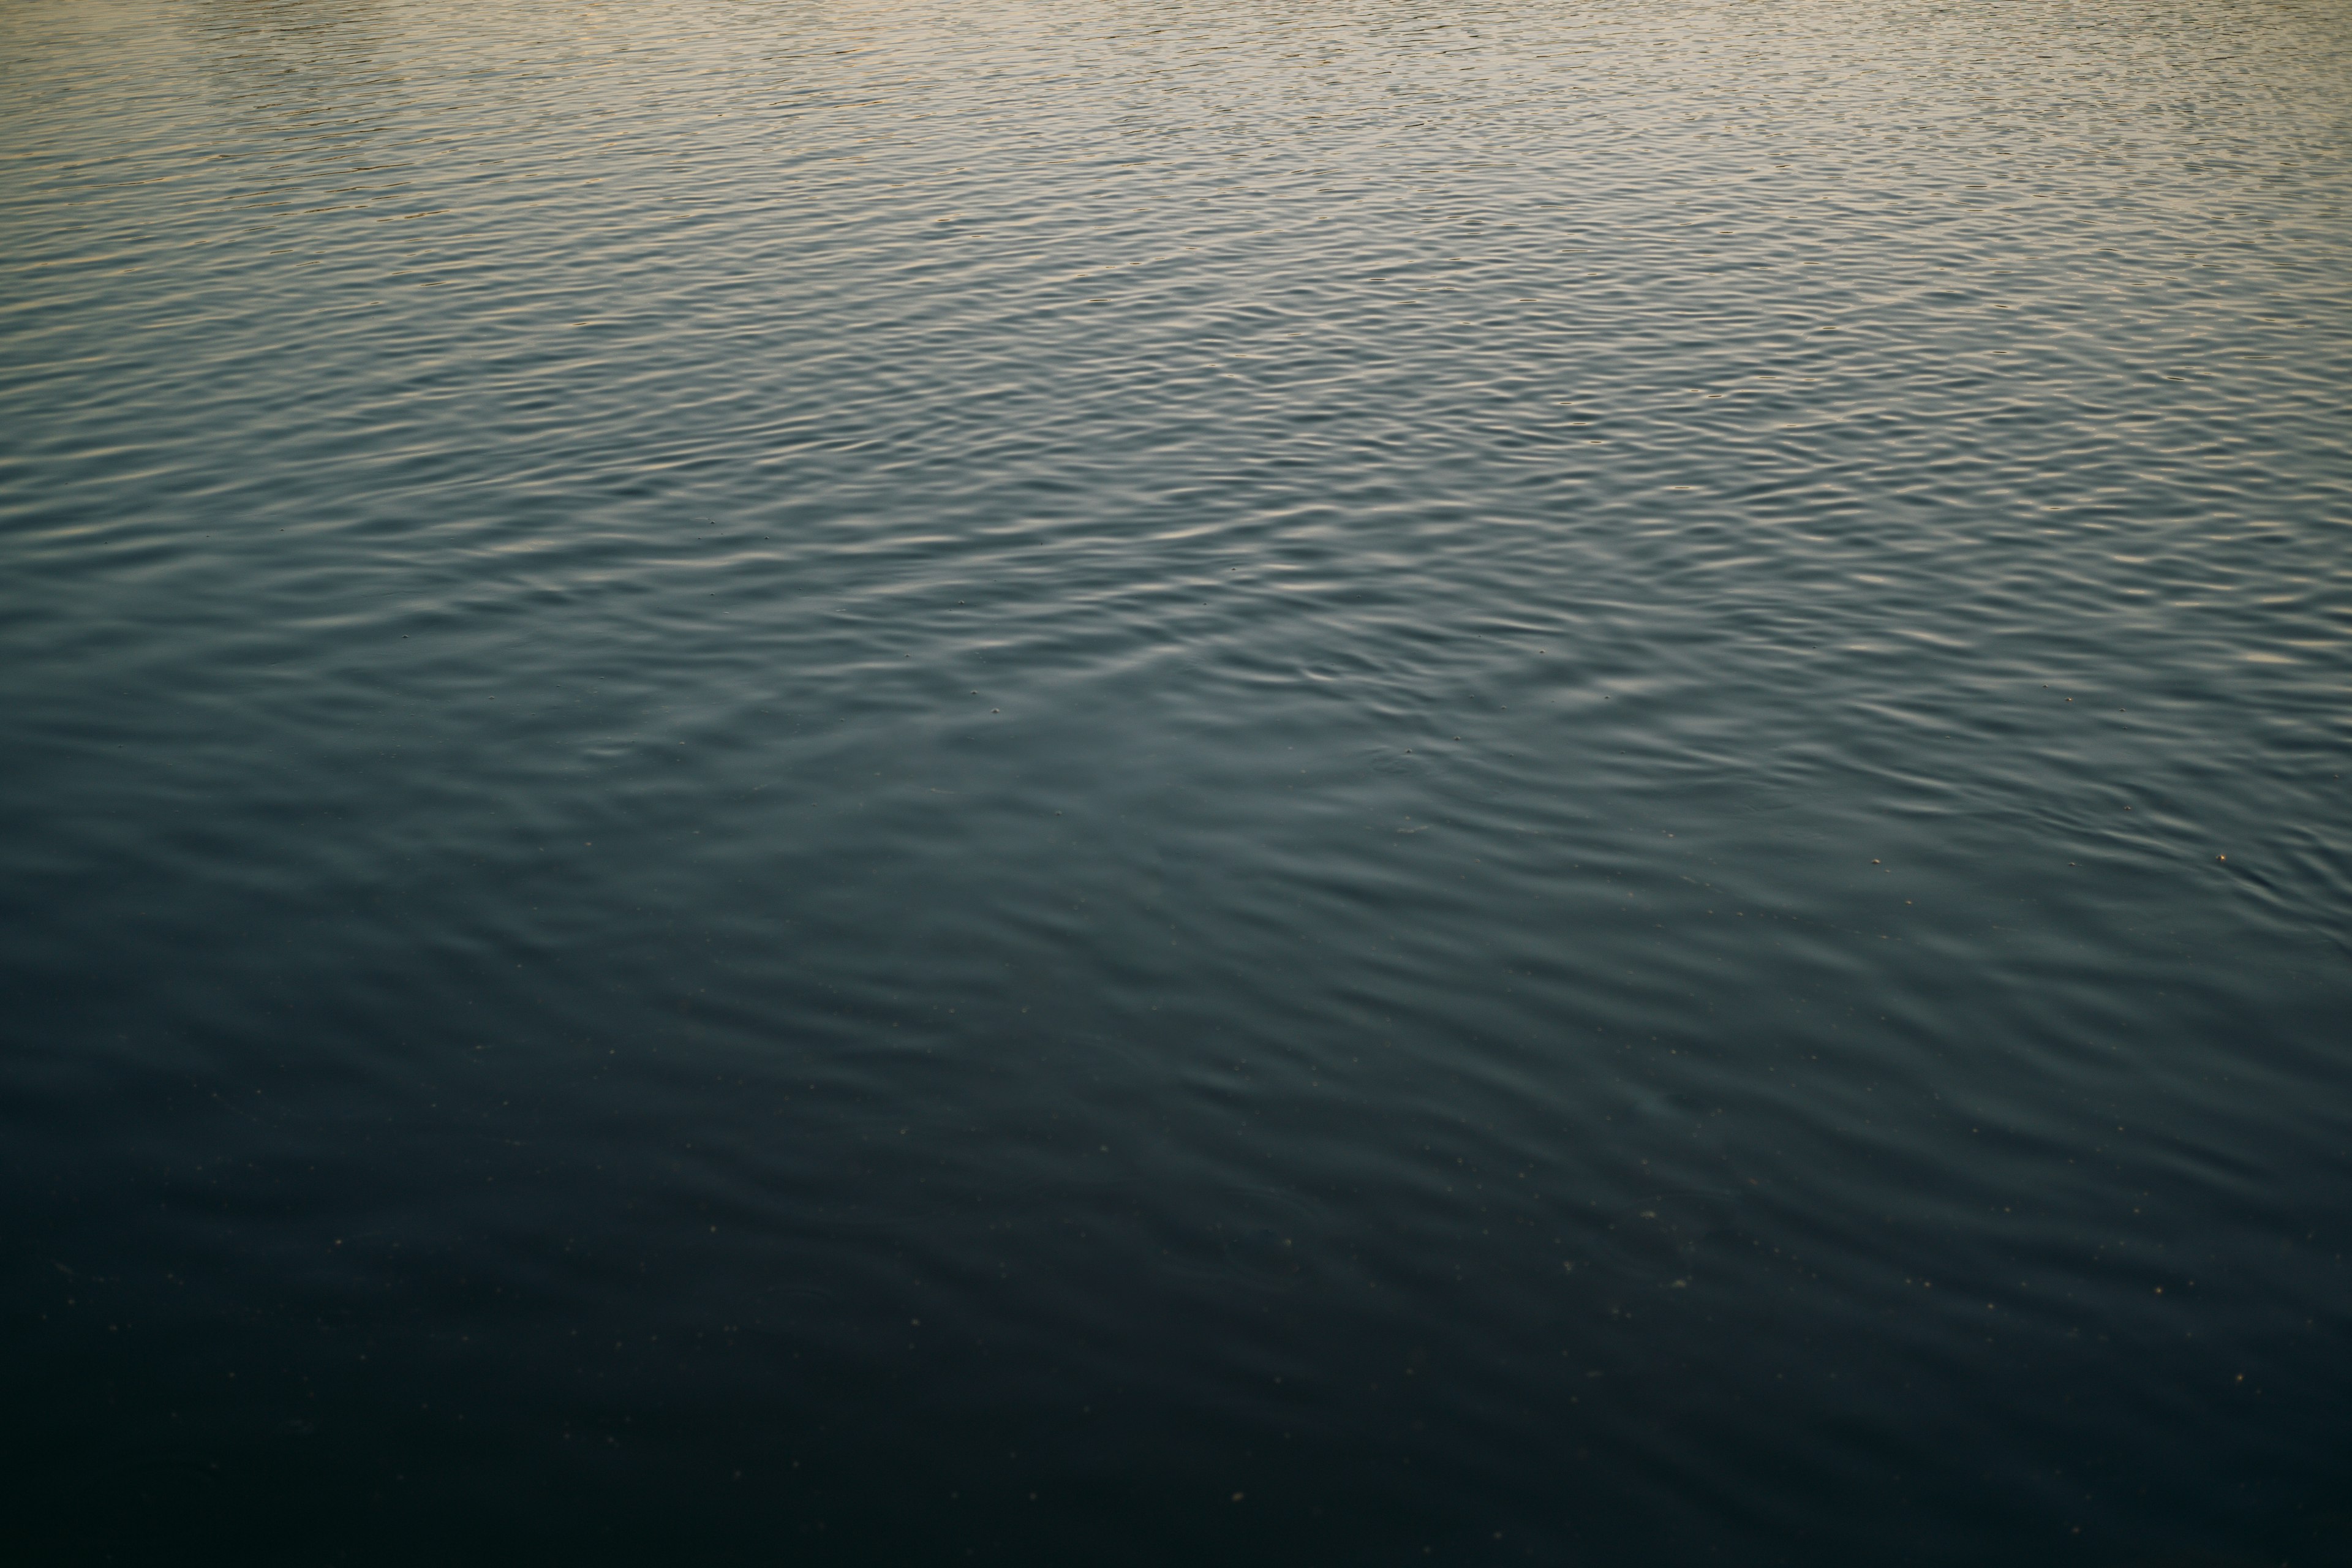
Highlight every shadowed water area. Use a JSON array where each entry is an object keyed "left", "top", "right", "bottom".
[{"left": 4, "top": 0, "right": 2350, "bottom": 1561}]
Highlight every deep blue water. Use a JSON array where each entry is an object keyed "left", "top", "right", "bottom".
[{"left": 4, "top": 1, "right": 2351, "bottom": 1562}]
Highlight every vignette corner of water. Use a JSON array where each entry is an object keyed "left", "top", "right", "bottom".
[{"left": 4, "top": 0, "right": 2350, "bottom": 1562}]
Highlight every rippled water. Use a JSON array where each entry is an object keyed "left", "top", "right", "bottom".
[{"left": 5, "top": 0, "right": 2350, "bottom": 1561}]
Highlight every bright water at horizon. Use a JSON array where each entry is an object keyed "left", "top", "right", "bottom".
[{"left": 4, "top": 0, "right": 2350, "bottom": 1561}]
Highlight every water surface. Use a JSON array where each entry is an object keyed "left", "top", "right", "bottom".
[{"left": 4, "top": 0, "right": 2351, "bottom": 1561}]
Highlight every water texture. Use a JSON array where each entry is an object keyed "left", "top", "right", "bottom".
[{"left": 4, "top": 0, "right": 2350, "bottom": 1561}]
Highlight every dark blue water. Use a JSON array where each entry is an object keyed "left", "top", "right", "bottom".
[{"left": 6, "top": 1, "right": 2351, "bottom": 1562}]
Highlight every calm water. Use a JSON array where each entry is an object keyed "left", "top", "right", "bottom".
[{"left": 4, "top": 0, "right": 2350, "bottom": 1561}]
